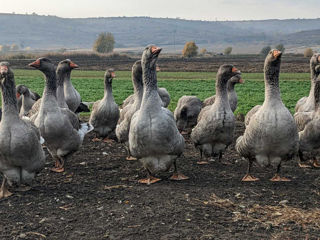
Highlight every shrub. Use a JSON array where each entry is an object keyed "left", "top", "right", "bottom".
[
  {"left": 304, "top": 48, "right": 313, "bottom": 58},
  {"left": 224, "top": 47, "right": 232, "bottom": 55},
  {"left": 182, "top": 41, "right": 198, "bottom": 58},
  {"left": 93, "top": 32, "right": 115, "bottom": 53}
]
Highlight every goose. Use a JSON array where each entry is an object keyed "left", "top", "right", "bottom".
[
  {"left": 295, "top": 54, "right": 320, "bottom": 113},
  {"left": 89, "top": 69, "right": 119, "bottom": 141},
  {"left": 16, "top": 84, "right": 40, "bottom": 112},
  {"left": 174, "top": 96, "right": 202, "bottom": 133},
  {"left": 191, "top": 65, "right": 240, "bottom": 165},
  {"left": 116, "top": 60, "right": 143, "bottom": 160},
  {"left": 203, "top": 74, "right": 244, "bottom": 112},
  {"left": 17, "top": 85, "right": 38, "bottom": 117},
  {"left": 0, "top": 62, "right": 45, "bottom": 198},
  {"left": 236, "top": 50, "right": 299, "bottom": 182},
  {"left": 294, "top": 78, "right": 320, "bottom": 168},
  {"left": 129, "top": 45, "right": 188, "bottom": 184},
  {"left": 29, "top": 57, "right": 93, "bottom": 172},
  {"left": 63, "top": 59, "right": 81, "bottom": 112}
]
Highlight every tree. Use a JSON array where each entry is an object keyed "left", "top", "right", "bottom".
[
  {"left": 260, "top": 46, "right": 271, "bottom": 57},
  {"left": 182, "top": 41, "right": 198, "bottom": 58},
  {"left": 275, "top": 44, "right": 285, "bottom": 52},
  {"left": 224, "top": 47, "right": 232, "bottom": 55},
  {"left": 304, "top": 48, "right": 313, "bottom": 58},
  {"left": 93, "top": 32, "right": 115, "bottom": 53}
]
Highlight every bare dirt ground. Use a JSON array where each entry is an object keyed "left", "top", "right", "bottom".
[
  {"left": 3, "top": 54, "right": 310, "bottom": 73},
  {"left": 0, "top": 120, "right": 319, "bottom": 239}
]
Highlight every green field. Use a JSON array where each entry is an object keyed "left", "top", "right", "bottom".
[{"left": 11, "top": 69, "right": 311, "bottom": 115}]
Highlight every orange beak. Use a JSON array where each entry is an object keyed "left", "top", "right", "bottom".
[
  {"left": 232, "top": 67, "right": 240, "bottom": 74},
  {"left": 239, "top": 78, "right": 244, "bottom": 84},
  {"left": 151, "top": 46, "right": 162, "bottom": 54},
  {"left": 318, "top": 56, "right": 320, "bottom": 62},
  {"left": 29, "top": 59, "right": 41, "bottom": 68},
  {"left": 156, "top": 66, "right": 161, "bottom": 72},
  {"left": 273, "top": 50, "right": 281, "bottom": 58},
  {"left": 69, "top": 61, "right": 79, "bottom": 69},
  {"left": 111, "top": 72, "right": 116, "bottom": 78},
  {"left": 16, "top": 93, "right": 21, "bottom": 98}
]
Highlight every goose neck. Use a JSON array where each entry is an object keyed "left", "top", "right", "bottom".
[
  {"left": 1, "top": 77, "right": 19, "bottom": 119},
  {"left": 264, "top": 62, "right": 281, "bottom": 101},
  {"left": 43, "top": 70, "right": 57, "bottom": 97}
]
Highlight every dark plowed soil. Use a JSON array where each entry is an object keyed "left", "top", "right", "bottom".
[{"left": 1, "top": 121, "right": 320, "bottom": 240}]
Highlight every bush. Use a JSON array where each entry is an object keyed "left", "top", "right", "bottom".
[
  {"left": 304, "top": 48, "right": 313, "bottom": 58},
  {"left": 93, "top": 32, "right": 115, "bottom": 53},
  {"left": 275, "top": 44, "right": 285, "bottom": 53},
  {"left": 182, "top": 41, "right": 198, "bottom": 58},
  {"left": 260, "top": 46, "right": 271, "bottom": 57},
  {"left": 224, "top": 47, "right": 232, "bottom": 55},
  {"left": 0, "top": 45, "right": 10, "bottom": 53}
]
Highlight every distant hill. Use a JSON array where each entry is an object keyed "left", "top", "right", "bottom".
[{"left": 0, "top": 13, "right": 319, "bottom": 50}]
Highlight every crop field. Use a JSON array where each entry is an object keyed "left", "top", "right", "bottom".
[{"left": 13, "top": 69, "right": 310, "bottom": 114}]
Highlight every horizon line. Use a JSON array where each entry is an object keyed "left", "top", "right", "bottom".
[{"left": 1, "top": 12, "right": 320, "bottom": 22}]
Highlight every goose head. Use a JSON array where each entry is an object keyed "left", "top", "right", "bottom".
[
  {"left": 229, "top": 74, "right": 244, "bottom": 84},
  {"left": 217, "top": 64, "right": 241, "bottom": 85},
  {"left": 0, "top": 62, "right": 15, "bottom": 89},
  {"left": 104, "top": 69, "right": 116, "bottom": 84},
  {"left": 28, "top": 57, "right": 55, "bottom": 74},
  {"left": 16, "top": 84, "right": 29, "bottom": 98},
  {"left": 265, "top": 49, "right": 282, "bottom": 66},
  {"left": 142, "top": 45, "right": 162, "bottom": 70},
  {"left": 57, "top": 59, "right": 79, "bottom": 74}
]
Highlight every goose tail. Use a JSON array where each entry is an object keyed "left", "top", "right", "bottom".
[{"left": 78, "top": 122, "right": 94, "bottom": 141}]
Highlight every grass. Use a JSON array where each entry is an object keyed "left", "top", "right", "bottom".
[{"left": 11, "top": 69, "right": 311, "bottom": 115}]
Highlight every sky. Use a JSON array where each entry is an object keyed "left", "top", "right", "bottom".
[{"left": 0, "top": 0, "right": 319, "bottom": 21}]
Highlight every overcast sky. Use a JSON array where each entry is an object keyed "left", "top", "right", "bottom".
[{"left": 0, "top": 0, "right": 319, "bottom": 21}]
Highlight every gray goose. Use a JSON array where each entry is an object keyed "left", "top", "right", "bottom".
[
  {"left": 16, "top": 84, "right": 40, "bottom": 113},
  {"left": 0, "top": 62, "right": 45, "bottom": 198},
  {"left": 174, "top": 96, "right": 202, "bottom": 133},
  {"left": 295, "top": 54, "right": 320, "bottom": 113},
  {"left": 64, "top": 60, "right": 81, "bottom": 112},
  {"left": 294, "top": 77, "right": 320, "bottom": 168},
  {"left": 191, "top": 65, "right": 239, "bottom": 165},
  {"left": 129, "top": 45, "right": 188, "bottom": 184},
  {"left": 17, "top": 85, "right": 38, "bottom": 116},
  {"left": 29, "top": 57, "right": 93, "bottom": 172},
  {"left": 236, "top": 50, "right": 299, "bottom": 182},
  {"left": 89, "top": 69, "right": 119, "bottom": 141},
  {"left": 116, "top": 60, "right": 143, "bottom": 160}
]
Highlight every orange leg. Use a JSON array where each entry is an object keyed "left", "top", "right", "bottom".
[
  {"left": 270, "top": 163, "right": 290, "bottom": 182},
  {"left": 51, "top": 157, "right": 65, "bottom": 173},
  {"left": 103, "top": 138, "right": 114, "bottom": 143},
  {"left": 312, "top": 157, "right": 320, "bottom": 168},
  {"left": 298, "top": 151, "right": 311, "bottom": 168},
  {"left": 92, "top": 137, "right": 102, "bottom": 142},
  {"left": 0, "top": 178, "right": 12, "bottom": 199},
  {"left": 170, "top": 161, "right": 189, "bottom": 181},
  {"left": 138, "top": 170, "right": 161, "bottom": 185},
  {"left": 197, "top": 148, "right": 209, "bottom": 165},
  {"left": 242, "top": 159, "right": 259, "bottom": 182}
]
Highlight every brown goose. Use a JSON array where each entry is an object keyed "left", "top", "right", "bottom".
[
  {"left": 129, "top": 45, "right": 188, "bottom": 184},
  {"left": 0, "top": 62, "right": 45, "bottom": 198},
  {"left": 236, "top": 50, "right": 299, "bottom": 182}
]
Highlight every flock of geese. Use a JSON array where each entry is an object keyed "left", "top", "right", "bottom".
[{"left": 0, "top": 45, "right": 319, "bottom": 198}]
